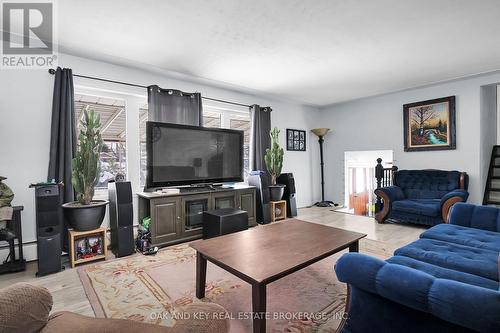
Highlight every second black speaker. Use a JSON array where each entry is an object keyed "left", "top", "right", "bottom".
[
  {"left": 277, "top": 173, "right": 298, "bottom": 217},
  {"left": 248, "top": 172, "right": 271, "bottom": 224},
  {"left": 108, "top": 181, "right": 135, "bottom": 257}
]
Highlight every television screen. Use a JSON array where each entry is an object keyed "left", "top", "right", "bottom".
[{"left": 146, "top": 122, "right": 244, "bottom": 187}]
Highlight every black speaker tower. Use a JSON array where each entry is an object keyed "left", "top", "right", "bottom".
[
  {"left": 277, "top": 173, "right": 298, "bottom": 217},
  {"left": 108, "top": 181, "right": 135, "bottom": 257},
  {"left": 31, "top": 184, "right": 64, "bottom": 276},
  {"left": 248, "top": 172, "right": 271, "bottom": 224}
]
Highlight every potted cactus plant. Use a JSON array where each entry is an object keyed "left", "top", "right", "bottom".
[
  {"left": 62, "top": 107, "right": 108, "bottom": 231},
  {"left": 265, "top": 127, "right": 286, "bottom": 201}
]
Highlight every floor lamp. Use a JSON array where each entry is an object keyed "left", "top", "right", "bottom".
[{"left": 311, "top": 128, "right": 337, "bottom": 207}]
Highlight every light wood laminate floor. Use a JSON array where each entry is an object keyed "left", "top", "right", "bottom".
[{"left": 0, "top": 207, "right": 424, "bottom": 317}]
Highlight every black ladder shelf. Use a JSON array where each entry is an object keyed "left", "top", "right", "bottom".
[{"left": 483, "top": 145, "right": 500, "bottom": 206}]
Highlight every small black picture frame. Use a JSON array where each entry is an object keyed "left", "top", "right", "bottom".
[{"left": 286, "top": 129, "right": 306, "bottom": 151}]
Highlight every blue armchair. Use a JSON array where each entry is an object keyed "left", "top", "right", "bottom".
[
  {"left": 375, "top": 170, "right": 469, "bottom": 226},
  {"left": 335, "top": 203, "right": 500, "bottom": 333}
]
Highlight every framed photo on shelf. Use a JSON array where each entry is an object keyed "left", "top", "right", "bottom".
[
  {"left": 403, "top": 96, "right": 456, "bottom": 152},
  {"left": 286, "top": 129, "right": 306, "bottom": 151},
  {"left": 74, "top": 233, "right": 104, "bottom": 261}
]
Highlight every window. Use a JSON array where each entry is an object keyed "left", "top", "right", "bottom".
[
  {"left": 74, "top": 94, "right": 127, "bottom": 195},
  {"left": 202, "top": 111, "right": 221, "bottom": 128},
  {"left": 229, "top": 117, "right": 251, "bottom": 179},
  {"left": 139, "top": 106, "right": 148, "bottom": 187},
  {"left": 203, "top": 106, "right": 251, "bottom": 179},
  {"left": 138, "top": 104, "right": 251, "bottom": 186}
]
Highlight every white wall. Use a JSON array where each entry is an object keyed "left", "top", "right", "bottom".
[
  {"left": 317, "top": 71, "right": 500, "bottom": 205},
  {"left": 0, "top": 53, "right": 320, "bottom": 261},
  {"left": 480, "top": 85, "right": 497, "bottom": 201}
]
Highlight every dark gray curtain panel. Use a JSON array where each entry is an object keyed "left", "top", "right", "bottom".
[
  {"left": 147, "top": 85, "right": 203, "bottom": 126},
  {"left": 48, "top": 67, "right": 76, "bottom": 203},
  {"left": 250, "top": 104, "right": 272, "bottom": 172}
]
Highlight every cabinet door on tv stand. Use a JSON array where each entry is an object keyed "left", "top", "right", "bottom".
[
  {"left": 237, "top": 189, "right": 257, "bottom": 227},
  {"left": 211, "top": 191, "right": 237, "bottom": 210},
  {"left": 181, "top": 194, "right": 208, "bottom": 237},
  {"left": 150, "top": 197, "right": 181, "bottom": 245}
]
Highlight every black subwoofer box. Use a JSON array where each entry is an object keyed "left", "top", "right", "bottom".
[
  {"left": 108, "top": 181, "right": 135, "bottom": 257},
  {"left": 203, "top": 208, "right": 248, "bottom": 239}
]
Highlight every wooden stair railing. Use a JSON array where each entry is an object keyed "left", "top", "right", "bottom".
[
  {"left": 375, "top": 158, "right": 398, "bottom": 213},
  {"left": 483, "top": 145, "right": 500, "bottom": 206}
]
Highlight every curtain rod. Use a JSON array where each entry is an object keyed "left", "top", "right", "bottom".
[{"left": 47, "top": 68, "right": 252, "bottom": 108}]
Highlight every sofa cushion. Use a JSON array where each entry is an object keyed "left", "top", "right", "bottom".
[
  {"left": 394, "top": 238, "right": 500, "bottom": 281},
  {"left": 392, "top": 199, "right": 441, "bottom": 217},
  {"left": 421, "top": 224, "right": 500, "bottom": 252},
  {"left": 395, "top": 170, "right": 463, "bottom": 199},
  {"left": 387, "top": 256, "right": 499, "bottom": 290}
]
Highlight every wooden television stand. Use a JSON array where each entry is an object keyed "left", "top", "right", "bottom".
[{"left": 137, "top": 185, "right": 256, "bottom": 247}]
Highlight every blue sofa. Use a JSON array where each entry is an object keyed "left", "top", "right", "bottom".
[
  {"left": 375, "top": 169, "right": 469, "bottom": 226},
  {"left": 335, "top": 203, "right": 500, "bottom": 333}
]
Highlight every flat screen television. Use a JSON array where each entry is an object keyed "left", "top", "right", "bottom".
[{"left": 146, "top": 121, "right": 244, "bottom": 188}]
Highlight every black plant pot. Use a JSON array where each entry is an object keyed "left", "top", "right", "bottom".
[
  {"left": 268, "top": 184, "right": 286, "bottom": 201},
  {"left": 62, "top": 200, "right": 109, "bottom": 231}
]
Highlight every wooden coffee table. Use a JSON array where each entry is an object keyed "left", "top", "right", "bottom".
[{"left": 190, "top": 219, "right": 366, "bottom": 333}]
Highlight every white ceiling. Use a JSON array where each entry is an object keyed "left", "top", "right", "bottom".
[{"left": 26, "top": 1, "right": 500, "bottom": 105}]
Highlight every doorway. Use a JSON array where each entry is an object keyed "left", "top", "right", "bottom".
[{"left": 340, "top": 150, "right": 393, "bottom": 216}]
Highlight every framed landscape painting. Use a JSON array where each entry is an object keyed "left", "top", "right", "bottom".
[{"left": 403, "top": 96, "right": 456, "bottom": 152}]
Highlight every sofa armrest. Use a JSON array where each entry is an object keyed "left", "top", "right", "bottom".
[
  {"left": 440, "top": 190, "right": 469, "bottom": 222},
  {"left": 43, "top": 303, "right": 230, "bottom": 333},
  {"left": 172, "top": 302, "right": 230, "bottom": 333},
  {"left": 43, "top": 311, "right": 173, "bottom": 333},
  {"left": 0, "top": 283, "right": 52, "bottom": 333},
  {"left": 374, "top": 186, "right": 404, "bottom": 223},
  {"left": 335, "top": 253, "right": 500, "bottom": 333},
  {"left": 440, "top": 190, "right": 468, "bottom": 206},
  {"left": 448, "top": 202, "right": 500, "bottom": 232},
  {"left": 376, "top": 186, "right": 405, "bottom": 202}
]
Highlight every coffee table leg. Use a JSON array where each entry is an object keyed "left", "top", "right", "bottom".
[
  {"left": 196, "top": 251, "right": 207, "bottom": 299},
  {"left": 349, "top": 240, "right": 359, "bottom": 252},
  {"left": 252, "top": 283, "right": 267, "bottom": 333}
]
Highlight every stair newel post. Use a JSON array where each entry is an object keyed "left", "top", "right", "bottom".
[{"left": 375, "top": 158, "right": 384, "bottom": 213}]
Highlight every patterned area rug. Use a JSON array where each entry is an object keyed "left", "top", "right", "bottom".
[{"left": 79, "top": 239, "right": 390, "bottom": 332}]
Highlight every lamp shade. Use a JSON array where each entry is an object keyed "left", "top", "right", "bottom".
[{"left": 311, "top": 128, "right": 330, "bottom": 137}]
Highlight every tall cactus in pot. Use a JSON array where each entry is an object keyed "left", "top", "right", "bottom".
[
  {"left": 264, "top": 127, "right": 284, "bottom": 185},
  {"left": 264, "top": 127, "right": 285, "bottom": 201},
  {"left": 63, "top": 106, "right": 108, "bottom": 231},
  {"left": 72, "top": 106, "right": 103, "bottom": 205}
]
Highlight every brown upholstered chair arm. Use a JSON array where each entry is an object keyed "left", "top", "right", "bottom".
[{"left": 0, "top": 283, "right": 53, "bottom": 333}]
